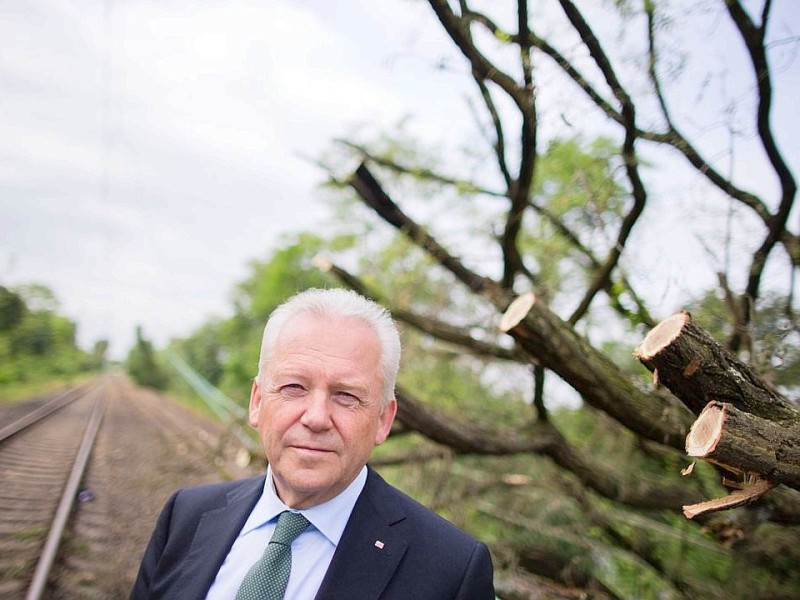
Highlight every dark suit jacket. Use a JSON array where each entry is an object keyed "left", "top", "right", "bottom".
[{"left": 131, "top": 467, "right": 495, "bottom": 599}]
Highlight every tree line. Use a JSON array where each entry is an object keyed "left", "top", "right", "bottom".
[{"left": 0, "top": 284, "right": 106, "bottom": 387}]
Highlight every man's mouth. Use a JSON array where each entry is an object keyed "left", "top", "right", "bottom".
[{"left": 291, "top": 444, "right": 335, "bottom": 454}]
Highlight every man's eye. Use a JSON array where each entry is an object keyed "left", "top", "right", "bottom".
[
  {"left": 333, "top": 391, "right": 359, "bottom": 405},
  {"left": 281, "top": 384, "right": 306, "bottom": 397}
]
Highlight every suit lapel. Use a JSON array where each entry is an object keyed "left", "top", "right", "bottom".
[
  {"left": 315, "top": 468, "right": 408, "bottom": 599},
  {"left": 172, "top": 477, "right": 265, "bottom": 598}
]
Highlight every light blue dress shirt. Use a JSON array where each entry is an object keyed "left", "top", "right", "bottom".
[{"left": 205, "top": 465, "right": 367, "bottom": 600}]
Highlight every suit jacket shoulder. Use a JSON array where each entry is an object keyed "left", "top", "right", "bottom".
[
  {"left": 130, "top": 476, "right": 265, "bottom": 600},
  {"left": 316, "top": 467, "right": 495, "bottom": 599}
]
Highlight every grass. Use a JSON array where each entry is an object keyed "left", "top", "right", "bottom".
[
  {"left": 13, "top": 526, "right": 48, "bottom": 541},
  {"left": 0, "top": 374, "right": 93, "bottom": 404}
]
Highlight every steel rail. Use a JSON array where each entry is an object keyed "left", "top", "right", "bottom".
[
  {"left": 0, "top": 380, "right": 97, "bottom": 442},
  {"left": 24, "top": 397, "right": 107, "bottom": 600}
]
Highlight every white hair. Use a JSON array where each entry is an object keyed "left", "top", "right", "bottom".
[{"left": 257, "top": 288, "right": 401, "bottom": 407}]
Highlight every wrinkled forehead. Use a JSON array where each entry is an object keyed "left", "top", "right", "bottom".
[{"left": 268, "top": 313, "right": 382, "bottom": 380}]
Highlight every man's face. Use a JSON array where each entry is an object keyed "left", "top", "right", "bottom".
[{"left": 249, "top": 313, "right": 397, "bottom": 509}]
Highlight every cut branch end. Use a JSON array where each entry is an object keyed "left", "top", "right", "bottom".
[
  {"left": 312, "top": 254, "right": 333, "bottom": 272},
  {"left": 499, "top": 293, "right": 536, "bottom": 332},
  {"left": 634, "top": 311, "right": 691, "bottom": 361},
  {"left": 686, "top": 401, "right": 726, "bottom": 457}
]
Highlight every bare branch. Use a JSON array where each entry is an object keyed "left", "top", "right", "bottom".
[
  {"left": 336, "top": 139, "right": 506, "bottom": 197},
  {"left": 522, "top": 8, "right": 799, "bottom": 266},
  {"left": 426, "top": 0, "right": 536, "bottom": 288},
  {"left": 725, "top": 0, "right": 798, "bottom": 310},
  {"left": 557, "top": 0, "right": 648, "bottom": 323},
  {"left": 473, "top": 76, "right": 512, "bottom": 188},
  {"left": 527, "top": 32, "right": 622, "bottom": 124},
  {"left": 496, "top": 0, "right": 539, "bottom": 289},
  {"left": 456, "top": 7, "right": 514, "bottom": 187},
  {"left": 348, "top": 162, "right": 495, "bottom": 297},
  {"left": 645, "top": 2, "right": 675, "bottom": 127},
  {"left": 426, "top": 0, "right": 531, "bottom": 114},
  {"left": 717, "top": 272, "right": 752, "bottom": 355},
  {"left": 532, "top": 364, "right": 547, "bottom": 421},
  {"left": 314, "top": 256, "right": 527, "bottom": 362},
  {"left": 530, "top": 200, "right": 655, "bottom": 327}
]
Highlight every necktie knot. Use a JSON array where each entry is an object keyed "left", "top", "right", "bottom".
[
  {"left": 271, "top": 511, "right": 310, "bottom": 546},
  {"left": 235, "top": 510, "right": 310, "bottom": 600}
]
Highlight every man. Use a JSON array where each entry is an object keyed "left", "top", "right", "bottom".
[{"left": 131, "top": 288, "right": 495, "bottom": 599}]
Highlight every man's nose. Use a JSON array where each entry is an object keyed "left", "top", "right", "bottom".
[{"left": 300, "top": 390, "right": 333, "bottom": 430}]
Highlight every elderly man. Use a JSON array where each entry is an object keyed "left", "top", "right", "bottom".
[{"left": 131, "top": 288, "right": 494, "bottom": 599}]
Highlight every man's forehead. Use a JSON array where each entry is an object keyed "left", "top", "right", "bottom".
[{"left": 276, "top": 313, "right": 377, "bottom": 344}]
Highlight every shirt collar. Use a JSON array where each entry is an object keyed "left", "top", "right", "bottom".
[{"left": 240, "top": 465, "right": 367, "bottom": 547}]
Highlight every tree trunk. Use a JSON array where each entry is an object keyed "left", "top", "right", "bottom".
[
  {"left": 686, "top": 401, "right": 800, "bottom": 492},
  {"left": 634, "top": 312, "right": 799, "bottom": 422}
]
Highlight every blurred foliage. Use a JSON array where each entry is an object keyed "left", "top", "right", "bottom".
[
  {"left": 126, "top": 325, "right": 170, "bottom": 391},
  {"left": 0, "top": 283, "right": 104, "bottom": 390},
  {"left": 525, "top": 137, "right": 627, "bottom": 300},
  {"left": 167, "top": 232, "right": 333, "bottom": 406},
  {"left": 0, "top": 285, "right": 26, "bottom": 331}
]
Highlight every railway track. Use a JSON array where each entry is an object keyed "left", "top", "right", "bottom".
[
  {"left": 0, "top": 375, "right": 259, "bottom": 599},
  {"left": 0, "top": 381, "right": 105, "bottom": 599}
]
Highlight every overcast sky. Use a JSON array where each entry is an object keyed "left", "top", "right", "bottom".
[
  {"left": 1, "top": 1, "right": 798, "bottom": 360},
  {"left": 1, "top": 0, "right": 474, "bottom": 358}
]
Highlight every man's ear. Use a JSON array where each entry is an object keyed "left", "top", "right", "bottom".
[
  {"left": 374, "top": 398, "right": 398, "bottom": 446},
  {"left": 248, "top": 379, "right": 262, "bottom": 427}
]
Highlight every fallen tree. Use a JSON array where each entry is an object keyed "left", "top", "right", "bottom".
[{"left": 306, "top": 0, "right": 800, "bottom": 596}]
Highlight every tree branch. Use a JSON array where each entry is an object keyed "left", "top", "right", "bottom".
[
  {"left": 458, "top": 7, "right": 514, "bottom": 187},
  {"left": 522, "top": 6, "right": 798, "bottom": 268},
  {"left": 634, "top": 311, "right": 799, "bottom": 422},
  {"left": 529, "top": 199, "right": 655, "bottom": 327},
  {"left": 426, "top": 0, "right": 532, "bottom": 115},
  {"left": 426, "top": 0, "right": 536, "bottom": 288},
  {"left": 725, "top": 0, "right": 798, "bottom": 322},
  {"left": 686, "top": 401, "right": 800, "bottom": 492},
  {"left": 497, "top": 0, "right": 538, "bottom": 289},
  {"left": 336, "top": 139, "right": 505, "bottom": 197},
  {"left": 396, "top": 386, "right": 704, "bottom": 510},
  {"left": 558, "top": 0, "right": 648, "bottom": 323},
  {"left": 349, "top": 164, "right": 693, "bottom": 448},
  {"left": 314, "top": 255, "right": 527, "bottom": 362},
  {"left": 348, "top": 162, "right": 495, "bottom": 297},
  {"left": 473, "top": 77, "right": 512, "bottom": 188}
]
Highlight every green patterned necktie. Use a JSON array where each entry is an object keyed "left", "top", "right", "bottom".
[{"left": 235, "top": 511, "right": 310, "bottom": 600}]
